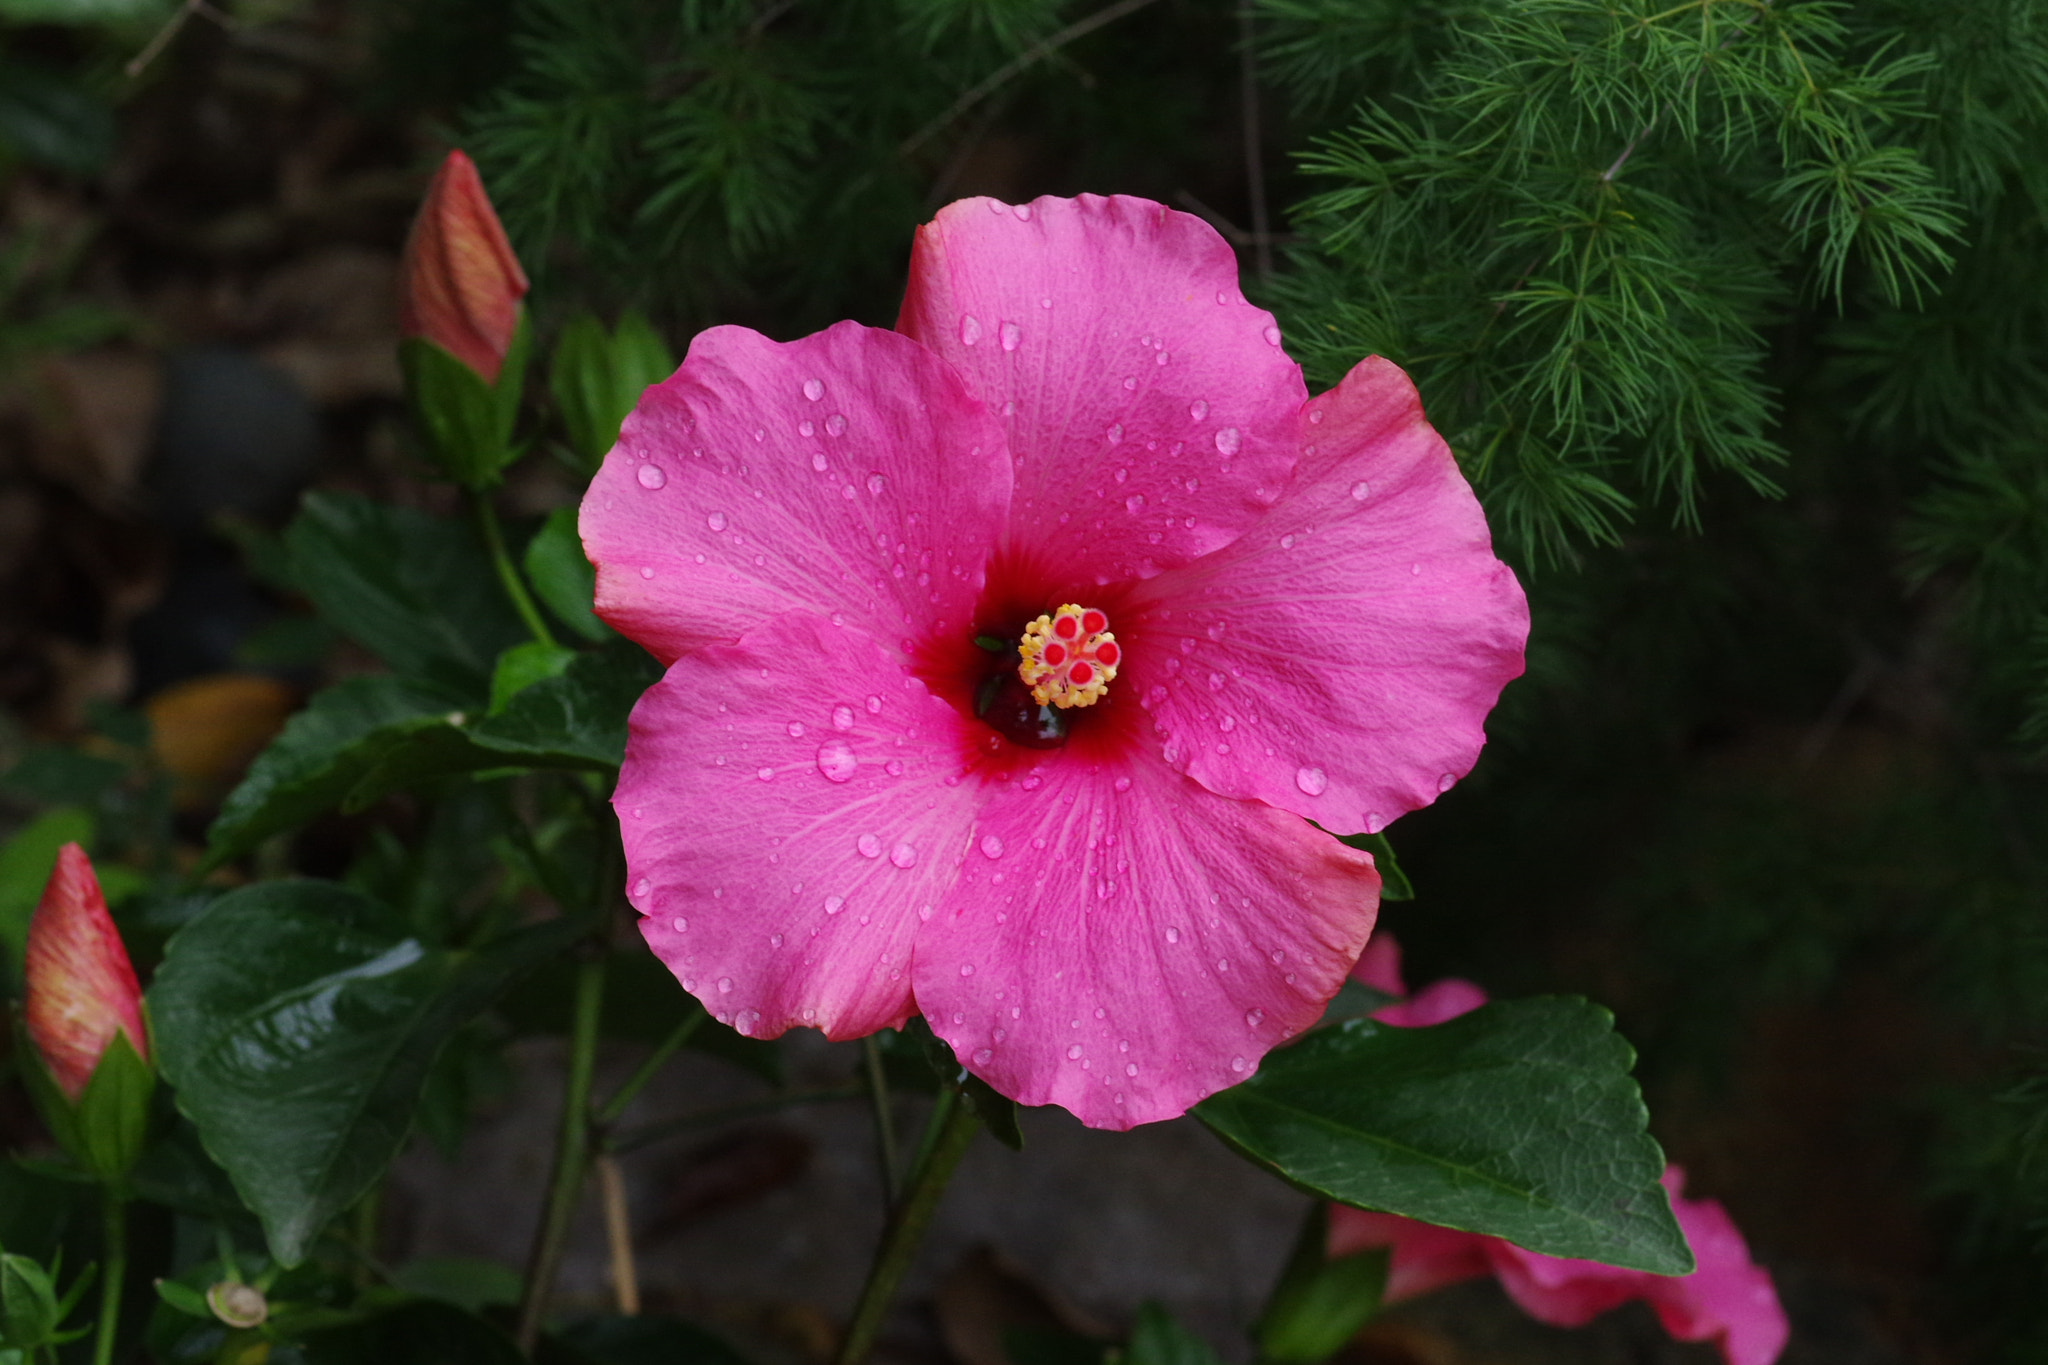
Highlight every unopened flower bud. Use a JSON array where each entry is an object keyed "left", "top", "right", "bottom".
[
  {"left": 24, "top": 844, "right": 150, "bottom": 1103},
  {"left": 399, "top": 149, "right": 529, "bottom": 385}
]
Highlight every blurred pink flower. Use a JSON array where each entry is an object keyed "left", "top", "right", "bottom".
[
  {"left": 1331, "top": 933, "right": 1789, "bottom": 1365},
  {"left": 24, "top": 843, "right": 150, "bottom": 1102},
  {"left": 399, "top": 149, "right": 529, "bottom": 384},
  {"left": 581, "top": 194, "right": 1527, "bottom": 1128}
]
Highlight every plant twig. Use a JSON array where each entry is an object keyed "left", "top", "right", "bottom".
[
  {"left": 125, "top": 0, "right": 235, "bottom": 79},
  {"left": 595, "top": 1156, "right": 640, "bottom": 1316},
  {"left": 516, "top": 953, "right": 605, "bottom": 1352},
  {"left": 471, "top": 490, "right": 559, "bottom": 649},
  {"left": 833, "top": 1094, "right": 980, "bottom": 1365},
  {"left": 594, "top": 1010, "right": 706, "bottom": 1128},
  {"left": 91, "top": 1193, "right": 125, "bottom": 1365},
  {"left": 900, "top": 0, "right": 1167, "bottom": 157},
  {"left": 861, "top": 1036, "right": 901, "bottom": 1204}
]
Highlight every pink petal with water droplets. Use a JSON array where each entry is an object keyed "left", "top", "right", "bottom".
[
  {"left": 619, "top": 613, "right": 982, "bottom": 1040},
  {"left": 898, "top": 194, "right": 1304, "bottom": 587},
  {"left": 1131, "top": 354, "right": 1527, "bottom": 833},
  {"left": 582, "top": 321, "right": 1009, "bottom": 665},
  {"left": 915, "top": 745, "right": 1379, "bottom": 1130}
]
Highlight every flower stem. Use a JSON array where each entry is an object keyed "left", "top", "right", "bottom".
[
  {"left": 516, "top": 952, "right": 605, "bottom": 1353},
  {"left": 593, "top": 1009, "right": 705, "bottom": 1129},
  {"left": 833, "top": 1092, "right": 980, "bottom": 1365},
  {"left": 470, "top": 488, "right": 558, "bottom": 649},
  {"left": 861, "top": 1036, "right": 901, "bottom": 1204},
  {"left": 92, "top": 1191, "right": 126, "bottom": 1365}
]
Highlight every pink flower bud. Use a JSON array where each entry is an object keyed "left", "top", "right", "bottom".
[
  {"left": 399, "top": 149, "right": 529, "bottom": 384},
  {"left": 24, "top": 844, "right": 150, "bottom": 1103}
]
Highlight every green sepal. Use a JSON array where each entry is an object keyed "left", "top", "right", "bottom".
[
  {"left": 1254, "top": 1205, "right": 1387, "bottom": 1363},
  {"left": 399, "top": 311, "right": 531, "bottom": 490},
  {"left": 487, "top": 641, "right": 578, "bottom": 715},
  {"left": 550, "top": 310, "right": 676, "bottom": 472},
  {"left": 71, "top": 1024, "right": 155, "bottom": 1181}
]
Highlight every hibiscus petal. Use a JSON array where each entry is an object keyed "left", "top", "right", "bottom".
[
  {"left": 582, "top": 321, "right": 1009, "bottom": 665},
  {"left": 915, "top": 747, "right": 1378, "bottom": 1130},
  {"left": 1643, "top": 1169, "right": 1790, "bottom": 1365},
  {"left": 1131, "top": 355, "right": 1528, "bottom": 834},
  {"left": 899, "top": 194, "right": 1304, "bottom": 587},
  {"left": 617, "top": 612, "right": 983, "bottom": 1039},
  {"left": 1326, "top": 1206, "right": 1494, "bottom": 1301}
]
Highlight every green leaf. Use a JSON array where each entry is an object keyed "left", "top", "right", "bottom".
[
  {"left": 1335, "top": 832, "right": 1412, "bottom": 901},
  {"left": 0, "top": 806, "right": 93, "bottom": 983},
  {"left": 1125, "top": 1305, "right": 1223, "bottom": 1365},
  {"left": 1194, "top": 999, "right": 1691, "bottom": 1274},
  {"left": 149, "top": 880, "right": 580, "bottom": 1265},
  {"left": 153, "top": 1278, "right": 212, "bottom": 1320},
  {"left": 464, "top": 641, "right": 659, "bottom": 769},
  {"left": 550, "top": 311, "right": 676, "bottom": 471},
  {"left": 387, "top": 1257, "right": 521, "bottom": 1314},
  {"left": 1255, "top": 1207, "right": 1386, "bottom": 1363},
  {"left": 489, "top": 641, "right": 578, "bottom": 714},
  {"left": 202, "top": 677, "right": 470, "bottom": 869},
  {"left": 282, "top": 492, "right": 525, "bottom": 694},
  {"left": 524, "top": 507, "right": 610, "bottom": 643},
  {"left": 0, "top": 1252, "right": 59, "bottom": 1349}
]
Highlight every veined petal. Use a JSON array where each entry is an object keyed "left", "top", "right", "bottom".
[
  {"left": 899, "top": 194, "right": 1304, "bottom": 587},
  {"left": 618, "top": 613, "right": 983, "bottom": 1040},
  {"left": 1131, "top": 355, "right": 1527, "bottom": 834},
  {"left": 583, "top": 321, "right": 1010, "bottom": 665},
  {"left": 915, "top": 748, "right": 1378, "bottom": 1130},
  {"left": 24, "top": 843, "right": 148, "bottom": 1102}
]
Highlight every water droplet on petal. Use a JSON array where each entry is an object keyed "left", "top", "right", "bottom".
[
  {"left": 832, "top": 705, "right": 856, "bottom": 730},
  {"left": 803, "top": 377, "right": 825, "bottom": 401},
  {"left": 999, "top": 321, "right": 1021, "bottom": 351},
  {"left": 1350, "top": 480, "right": 1371, "bottom": 501},
  {"left": 1189, "top": 399, "right": 1209, "bottom": 420},
  {"left": 771, "top": 933, "right": 783, "bottom": 947},
  {"left": 1309, "top": 408, "right": 1326, "bottom": 425},
  {"left": 1262, "top": 325, "right": 1282, "bottom": 345},
  {"left": 980, "top": 834, "right": 1004, "bottom": 859},
  {"left": 1107, "top": 423, "right": 1124, "bottom": 444},
  {"left": 825, "top": 896, "right": 845, "bottom": 914},
  {"left": 636, "top": 463, "right": 666, "bottom": 489},
  {"left": 959, "top": 963, "right": 974, "bottom": 977},
  {"left": 756, "top": 766, "right": 774, "bottom": 781},
  {"left": 865, "top": 694, "right": 883, "bottom": 713},
  {"left": 633, "top": 877, "right": 651, "bottom": 898},
  {"left": 787, "top": 721, "right": 805, "bottom": 738},
  {"left": 1231, "top": 1055, "right": 1248, "bottom": 1072},
  {"left": 1438, "top": 772, "right": 1457, "bottom": 793},
  {"left": 960, "top": 314, "right": 983, "bottom": 346},
  {"left": 707, "top": 511, "right": 728, "bottom": 531},
  {"left": 889, "top": 842, "right": 917, "bottom": 869},
  {"left": 1246, "top": 1008, "right": 1264, "bottom": 1027},
  {"left": 672, "top": 915, "right": 687, "bottom": 931},
  {"left": 885, "top": 759, "right": 904, "bottom": 776},
  {"left": 1125, "top": 494, "right": 1146, "bottom": 513},
  {"left": 1295, "top": 765, "right": 1328, "bottom": 796},
  {"left": 718, "top": 977, "right": 733, "bottom": 994},
  {"left": 1013, "top": 202, "right": 1033, "bottom": 220},
  {"left": 1113, "top": 775, "right": 1133, "bottom": 793},
  {"left": 826, "top": 413, "right": 848, "bottom": 436},
  {"left": 816, "top": 741, "right": 858, "bottom": 782},
  {"left": 1214, "top": 427, "right": 1242, "bottom": 455},
  {"left": 1066, "top": 1044, "right": 1083, "bottom": 1060},
  {"left": 867, "top": 473, "right": 888, "bottom": 495},
  {"left": 857, "top": 834, "right": 883, "bottom": 859}
]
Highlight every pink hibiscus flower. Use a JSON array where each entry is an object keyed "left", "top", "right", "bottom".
[
  {"left": 1332, "top": 933, "right": 1790, "bottom": 1365},
  {"left": 580, "top": 194, "right": 1527, "bottom": 1128}
]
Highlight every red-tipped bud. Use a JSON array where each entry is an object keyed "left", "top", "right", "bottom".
[
  {"left": 24, "top": 844, "right": 149, "bottom": 1103},
  {"left": 399, "top": 149, "right": 529, "bottom": 384}
]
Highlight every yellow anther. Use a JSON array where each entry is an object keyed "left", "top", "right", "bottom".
[{"left": 1018, "top": 604, "right": 1121, "bottom": 709}]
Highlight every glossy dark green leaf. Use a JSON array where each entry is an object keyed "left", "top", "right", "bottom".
[
  {"left": 150, "top": 880, "right": 579, "bottom": 1265},
  {"left": 523, "top": 508, "right": 610, "bottom": 643},
  {"left": 465, "top": 641, "right": 659, "bottom": 769},
  {"left": 283, "top": 492, "right": 524, "bottom": 693},
  {"left": 1194, "top": 998, "right": 1692, "bottom": 1274},
  {"left": 488, "top": 641, "right": 578, "bottom": 714},
  {"left": 202, "top": 677, "right": 468, "bottom": 869}
]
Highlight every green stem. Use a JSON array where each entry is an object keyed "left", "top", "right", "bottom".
[
  {"left": 594, "top": 1009, "right": 706, "bottom": 1129},
  {"left": 833, "top": 1094, "right": 980, "bottom": 1365},
  {"left": 471, "top": 489, "right": 558, "bottom": 649},
  {"left": 516, "top": 953, "right": 605, "bottom": 1353},
  {"left": 861, "top": 1036, "right": 901, "bottom": 1204},
  {"left": 92, "top": 1192, "right": 125, "bottom": 1365}
]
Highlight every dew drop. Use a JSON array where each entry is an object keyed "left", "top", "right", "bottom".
[
  {"left": 826, "top": 413, "right": 848, "bottom": 436},
  {"left": 1165, "top": 925, "right": 1180, "bottom": 943},
  {"left": 1156, "top": 350, "right": 1170, "bottom": 366},
  {"left": 803, "top": 377, "right": 825, "bottom": 401},
  {"left": 959, "top": 964, "right": 974, "bottom": 977},
  {"left": 1310, "top": 408, "right": 1326, "bottom": 425},
  {"left": 867, "top": 473, "right": 888, "bottom": 495},
  {"left": 633, "top": 877, "right": 651, "bottom": 898},
  {"left": 825, "top": 896, "right": 845, "bottom": 914},
  {"left": 885, "top": 759, "right": 904, "bottom": 776},
  {"left": 857, "top": 834, "right": 883, "bottom": 859},
  {"left": 672, "top": 915, "right": 687, "bottom": 932},
  {"left": 1438, "top": 772, "right": 1458, "bottom": 793},
  {"left": 1214, "top": 427, "right": 1242, "bottom": 455},
  {"left": 1262, "top": 325, "right": 1282, "bottom": 346},
  {"left": 1295, "top": 765, "right": 1329, "bottom": 796},
  {"left": 1246, "top": 1008, "right": 1264, "bottom": 1027},
  {"left": 832, "top": 705, "right": 856, "bottom": 730},
  {"left": 889, "top": 842, "right": 917, "bottom": 869},
  {"left": 1125, "top": 494, "right": 1146, "bottom": 513},
  {"left": 755, "top": 766, "right": 774, "bottom": 781},
  {"left": 787, "top": 721, "right": 805, "bottom": 738},
  {"left": 816, "top": 740, "right": 858, "bottom": 782},
  {"left": 960, "top": 314, "right": 983, "bottom": 346},
  {"left": 1350, "top": 480, "right": 1371, "bottom": 501},
  {"left": 1000, "top": 321, "right": 1021, "bottom": 351},
  {"left": 865, "top": 694, "right": 883, "bottom": 713},
  {"left": 1231, "top": 1055, "right": 1248, "bottom": 1072},
  {"left": 1121, "top": 376, "right": 1138, "bottom": 391},
  {"left": 1280, "top": 533, "right": 1297, "bottom": 549},
  {"left": 980, "top": 834, "right": 1004, "bottom": 859},
  {"left": 639, "top": 566, "right": 654, "bottom": 579},
  {"left": 636, "top": 463, "right": 666, "bottom": 490},
  {"left": 707, "top": 511, "right": 728, "bottom": 531},
  {"left": 718, "top": 977, "right": 733, "bottom": 994},
  {"left": 1107, "top": 423, "right": 1124, "bottom": 444},
  {"left": 771, "top": 933, "right": 783, "bottom": 947},
  {"left": 1113, "top": 775, "right": 1133, "bottom": 793},
  {"left": 1189, "top": 399, "right": 1209, "bottom": 421},
  {"left": 1066, "top": 1044, "right": 1084, "bottom": 1060}
]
